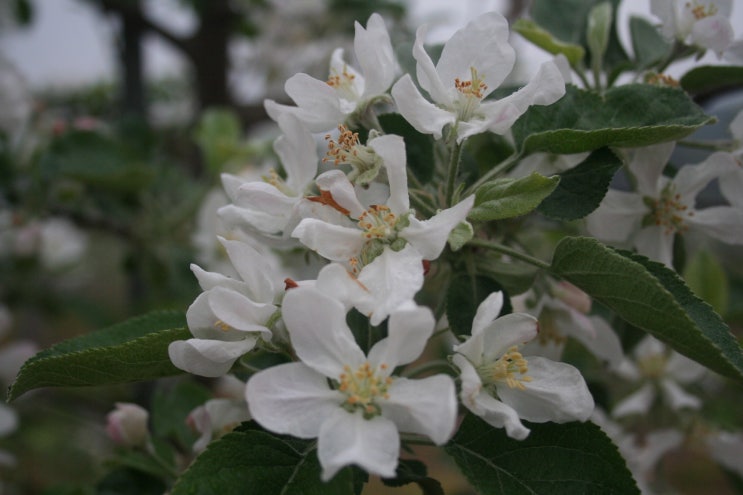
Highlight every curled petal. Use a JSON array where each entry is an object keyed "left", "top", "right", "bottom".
[
  {"left": 402, "top": 195, "right": 475, "bottom": 260},
  {"left": 470, "top": 389, "right": 531, "bottom": 440},
  {"left": 292, "top": 218, "right": 364, "bottom": 262},
  {"left": 168, "top": 338, "right": 258, "bottom": 378},
  {"left": 391, "top": 74, "right": 455, "bottom": 139}
]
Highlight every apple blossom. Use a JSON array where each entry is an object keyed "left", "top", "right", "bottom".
[
  {"left": 106, "top": 402, "right": 150, "bottom": 448},
  {"left": 651, "top": 0, "right": 736, "bottom": 55}
]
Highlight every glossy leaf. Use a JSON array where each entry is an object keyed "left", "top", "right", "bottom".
[
  {"left": 512, "top": 84, "right": 714, "bottom": 154},
  {"left": 8, "top": 311, "right": 188, "bottom": 400},
  {"left": 550, "top": 237, "right": 743, "bottom": 380},
  {"left": 680, "top": 65, "right": 743, "bottom": 96},
  {"left": 445, "top": 414, "right": 639, "bottom": 495},
  {"left": 537, "top": 147, "right": 622, "bottom": 220},
  {"left": 512, "top": 19, "right": 585, "bottom": 67},
  {"left": 470, "top": 173, "right": 560, "bottom": 221},
  {"left": 171, "top": 424, "right": 358, "bottom": 495}
]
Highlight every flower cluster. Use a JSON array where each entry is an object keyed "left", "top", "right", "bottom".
[{"left": 168, "top": 10, "right": 595, "bottom": 480}]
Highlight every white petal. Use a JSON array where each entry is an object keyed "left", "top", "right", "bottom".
[
  {"left": 691, "top": 15, "right": 733, "bottom": 53},
  {"left": 382, "top": 375, "right": 458, "bottom": 445},
  {"left": 412, "top": 24, "right": 452, "bottom": 106},
  {"left": 219, "top": 237, "right": 277, "bottom": 304},
  {"left": 436, "top": 11, "right": 515, "bottom": 99},
  {"left": 190, "top": 263, "right": 237, "bottom": 292},
  {"left": 481, "top": 313, "right": 539, "bottom": 363},
  {"left": 471, "top": 291, "right": 504, "bottom": 336},
  {"left": 315, "top": 262, "right": 373, "bottom": 313},
  {"left": 480, "top": 57, "right": 566, "bottom": 135},
  {"left": 578, "top": 316, "right": 625, "bottom": 370},
  {"left": 674, "top": 152, "right": 738, "bottom": 198},
  {"left": 217, "top": 204, "right": 284, "bottom": 236},
  {"left": 627, "top": 143, "right": 675, "bottom": 196},
  {"left": 368, "top": 305, "right": 435, "bottom": 368},
  {"left": 612, "top": 383, "right": 656, "bottom": 418},
  {"left": 356, "top": 245, "right": 425, "bottom": 326},
  {"left": 665, "top": 351, "right": 707, "bottom": 384},
  {"left": 369, "top": 134, "right": 409, "bottom": 214},
  {"left": 283, "top": 73, "right": 347, "bottom": 132},
  {"left": 470, "top": 390, "right": 530, "bottom": 440},
  {"left": 317, "top": 409, "right": 399, "bottom": 481},
  {"left": 634, "top": 225, "right": 674, "bottom": 267},
  {"left": 274, "top": 113, "right": 319, "bottom": 193},
  {"left": 719, "top": 167, "right": 743, "bottom": 208},
  {"left": 168, "top": 338, "right": 257, "bottom": 377},
  {"left": 452, "top": 353, "right": 484, "bottom": 402},
  {"left": 246, "top": 362, "right": 343, "bottom": 438},
  {"left": 585, "top": 190, "right": 646, "bottom": 243},
  {"left": 391, "top": 74, "right": 455, "bottom": 139},
  {"left": 235, "top": 182, "right": 295, "bottom": 218},
  {"left": 660, "top": 378, "right": 701, "bottom": 411},
  {"left": 687, "top": 206, "right": 743, "bottom": 245},
  {"left": 208, "top": 287, "right": 275, "bottom": 334},
  {"left": 355, "top": 13, "right": 396, "bottom": 97},
  {"left": 706, "top": 431, "right": 743, "bottom": 478},
  {"left": 292, "top": 218, "right": 364, "bottom": 261},
  {"left": 315, "top": 170, "right": 366, "bottom": 218},
  {"left": 402, "top": 195, "right": 475, "bottom": 260},
  {"left": 282, "top": 287, "right": 366, "bottom": 377},
  {"left": 453, "top": 332, "right": 486, "bottom": 366},
  {"left": 497, "top": 356, "right": 594, "bottom": 423}
]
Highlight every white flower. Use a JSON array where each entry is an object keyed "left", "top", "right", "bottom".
[
  {"left": 218, "top": 113, "right": 319, "bottom": 244},
  {"left": 246, "top": 287, "right": 457, "bottom": 481},
  {"left": 39, "top": 217, "right": 88, "bottom": 270},
  {"left": 452, "top": 292, "right": 594, "bottom": 440},
  {"left": 188, "top": 375, "right": 250, "bottom": 452},
  {"left": 586, "top": 142, "right": 743, "bottom": 267},
  {"left": 391, "top": 11, "right": 566, "bottom": 143},
  {"left": 651, "top": 0, "right": 736, "bottom": 55},
  {"left": 292, "top": 134, "right": 475, "bottom": 267},
  {"left": 265, "top": 13, "right": 397, "bottom": 132},
  {"left": 168, "top": 238, "right": 281, "bottom": 377},
  {"left": 106, "top": 402, "right": 150, "bottom": 448},
  {"left": 612, "top": 336, "right": 706, "bottom": 418},
  {"left": 720, "top": 109, "right": 743, "bottom": 208},
  {"left": 520, "top": 282, "right": 624, "bottom": 370}
]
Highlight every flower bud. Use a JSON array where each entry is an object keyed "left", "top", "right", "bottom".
[
  {"left": 552, "top": 281, "right": 592, "bottom": 314},
  {"left": 105, "top": 402, "right": 149, "bottom": 447}
]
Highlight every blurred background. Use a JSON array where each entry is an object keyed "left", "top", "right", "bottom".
[{"left": 1, "top": 1, "right": 742, "bottom": 494}]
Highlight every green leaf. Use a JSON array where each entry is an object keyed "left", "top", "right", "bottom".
[
  {"left": 194, "top": 108, "right": 247, "bottom": 174},
  {"left": 550, "top": 237, "right": 743, "bottom": 380},
  {"left": 446, "top": 274, "right": 511, "bottom": 336},
  {"left": 151, "top": 379, "right": 212, "bottom": 448},
  {"left": 475, "top": 257, "right": 540, "bottom": 296},
  {"left": 680, "top": 65, "right": 743, "bottom": 96},
  {"left": 445, "top": 414, "right": 639, "bottom": 495},
  {"left": 512, "top": 19, "right": 585, "bottom": 67},
  {"left": 380, "top": 113, "right": 435, "bottom": 184},
  {"left": 683, "top": 250, "right": 729, "bottom": 316},
  {"left": 629, "top": 16, "right": 672, "bottom": 69},
  {"left": 470, "top": 173, "right": 560, "bottom": 221},
  {"left": 171, "top": 424, "right": 357, "bottom": 495},
  {"left": 382, "top": 459, "right": 444, "bottom": 495},
  {"left": 537, "top": 147, "right": 622, "bottom": 220},
  {"left": 8, "top": 311, "right": 188, "bottom": 400},
  {"left": 96, "top": 468, "right": 167, "bottom": 495},
  {"left": 512, "top": 84, "right": 714, "bottom": 154}
]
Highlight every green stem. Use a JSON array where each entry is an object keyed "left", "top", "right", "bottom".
[
  {"left": 464, "top": 152, "right": 521, "bottom": 196},
  {"left": 445, "top": 138, "right": 463, "bottom": 207},
  {"left": 467, "top": 238, "right": 551, "bottom": 270}
]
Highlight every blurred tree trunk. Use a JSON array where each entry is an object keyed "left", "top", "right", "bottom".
[{"left": 118, "top": 0, "right": 145, "bottom": 118}]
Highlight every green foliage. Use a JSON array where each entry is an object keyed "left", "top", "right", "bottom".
[
  {"left": 680, "top": 65, "right": 743, "bottom": 96},
  {"left": 512, "top": 19, "right": 585, "bottom": 67},
  {"left": 537, "top": 147, "right": 622, "bottom": 220},
  {"left": 170, "top": 424, "right": 360, "bottom": 495},
  {"left": 382, "top": 460, "right": 444, "bottom": 495},
  {"left": 194, "top": 108, "right": 250, "bottom": 175},
  {"left": 512, "top": 84, "right": 714, "bottom": 154},
  {"left": 550, "top": 237, "right": 743, "bottom": 380},
  {"left": 380, "top": 113, "right": 435, "bottom": 184},
  {"left": 151, "top": 379, "right": 212, "bottom": 449},
  {"left": 446, "top": 274, "right": 511, "bottom": 336},
  {"left": 470, "top": 173, "right": 560, "bottom": 221},
  {"left": 684, "top": 250, "right": 730, "bottom": 316},
  {"left": 8, "top": 311, "right": 188, "bottom": 400},
  {"left": 629, "top": 16, "right": 672, "bottom": 69},
  {"left": 96, "top": 468, "right": 167, "bottom": 495},
  {"left": 445, "top": 414, "right": 639, "bottom": 495}
]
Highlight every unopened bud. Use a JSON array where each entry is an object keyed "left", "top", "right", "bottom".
[{"left": 106, "top": 402, "right": 149, "bottom": 447}]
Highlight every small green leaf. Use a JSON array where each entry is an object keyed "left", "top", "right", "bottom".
[
  {"left": 194, "top": 108, "right": 247, "bottom": 174},
  {"left": 447, "top": 220, "right": 474, "bottom": 251},
  {"left": 550, "top": 237, "right": 743, "bottom": 380},
  {"left": 512, "top": 19, "right": 585, "bottom": 67},
  {"left": 680, "top": 65, "right": 743, "bottom": 96},
  {"left": 537, "top": 147, "right": 622, "bottom": 220},
  {"left": 446, "top": 274, "right": 511, "bottom": 336},
  {"left": 171, "top": 424, "right": 357, "bottom": 495},
  {"left": 512, "top": 84, "right": 714, "bottom": 154},
  {"left": 380, "top": 113, "right": 435, "bottom": 184},
  {"left": 683, "top": 250, "right": 729, "bottom": 316},
  {"left": 8, "top": 311, "right": 188, "bottom": 400},
  {"left": 629, "top": 16, "right": 672, "bottom": 69},
  {"left": 587, "top": 2, "right": 613, "bottom": 71},
  {"left": 470, "top": 173, "right": 560, "bottom": 221},
  {"left": 445, "top": 414, "right": 639, "bottom": 495}
]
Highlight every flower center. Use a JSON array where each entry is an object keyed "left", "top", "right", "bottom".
[
  {"left": 479, "top": 346, "right": 533, "bottom": 390},
  {"left": 643, "top": 184, "right": 694, "bottom": 235},
  {"left": 687, "top": 1, "right": 718, "bottom": 19},
  {"left": 454, "top": 66, "right": 488, "bottom": 121},
  {"left": 324, "top": 125, "right": 382, "bottom": 186},
  {"left": 338, "top": 362, "right": 392, "bottom": 418},
  {"left": 262, "top": 169, "right": 294, "bottom": 196},
  {"left": 358, "top": 205, "right": 397, "bottom": 240},
  {"left": 637, "top": 352, "right": 668, "bottom": 379},
  {"left": 214, "top": 319, "right": 232, "bottom": 332},
  {"left": 327, "top": 65, "right": 359, "bottom": 101}
]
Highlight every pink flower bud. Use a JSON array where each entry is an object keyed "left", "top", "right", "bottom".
[
  {"left": 553, "top": 281, "right": 592, "bottom": 314},
  {"left": 105, "top": 402, "right": 149, "bottom": 447}
]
